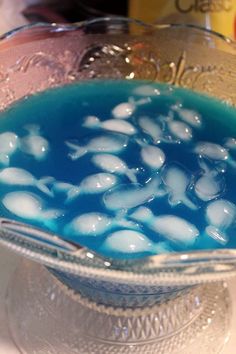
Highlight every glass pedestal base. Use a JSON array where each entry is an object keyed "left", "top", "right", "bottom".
[{"left": 6, "top": 260, "right": 232, "bottom": 354}]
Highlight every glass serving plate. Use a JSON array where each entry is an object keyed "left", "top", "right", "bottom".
[{"left": 0, "top": 17, "right": 235, "bottom": 354}]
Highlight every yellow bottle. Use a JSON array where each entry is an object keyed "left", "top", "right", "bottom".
[{"left": 129, "top": 0, "right": 236, "bottom": 39}]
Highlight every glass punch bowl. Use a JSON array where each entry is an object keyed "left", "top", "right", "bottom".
[{"left": 0, "top": 18, "right": 235, "bottom": 354}]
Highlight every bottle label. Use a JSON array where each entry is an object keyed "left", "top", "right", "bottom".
[
  {"left": 129, "top": 0, "right": 236, "bottom": 38},
  {"left": 175, "top": 0, "right": 233, "bottom": 13}
]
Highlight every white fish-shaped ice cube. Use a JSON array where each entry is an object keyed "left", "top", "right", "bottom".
[
  {"left": 54, "top": 172, "right": 118, "bottom": 203},
  {"left": 103, "top": 174, "right": 163, "bottom": 212},
  {"left": 83, "top": 116, "right": 137, "bottom": 136},
  {"left": 194, "top": 142, "right": 228, "bottom": 161},
  {"left": 138, "top": 116, "right": 175, "bottom": 144},
  {"left": 171, "top": 105, "right": 202, "bottom": 128},
  {"left": 195, "top": 175, "right": 225, "bottom": 202},
  {"left": 130, "top": 206, "right": 199, "bottom": 245},
  {"left": 66, "top": 212, "right": 112, "bottom": 237},
  {"left": 162, "top": 163, "right": 197, "bottom": 210},
  {"left": 112, "top": 97, "right": 150, "bottom": 119},
  {"left": 91, "top": 153, "right": 137, "bottom": 183},
  {"left": 65, "top": 212, "right": 138, "bottom": 237},
  {"left": 152, "top": 215, "right": 199, "bottom": 245},
  {"left": 133, "top": 85, "right": 160, "bottom": 97},
  {"left": 138, "top": 116, "right": 163, "bottom": 144},
  {"left": 72, "top": 173, "right": 118, "bottom": 196},
  {"left": 0, "top": 167, "right": 54, "bottom": 196},
  {"left": 140, "top": 144, "right": 165, "bottom": 170},
  {"left": 206, "top": 199, "right": 236, "bottom": 228},
  {"left": 97, "top": 230, "right": 155, "bottom": 259},
  {"left": 2, "top": 191, "right": 63, "bottom": 228},
  {"left": 205, "top": 199, "right": 236, "bottom": 245},
  {"left": 0, "top": 132, "right": 18, "bottom": 165},
  {"left": 112, "top": 102, "right": 135, "bottom": 119},
  {"left": 194, "top": 158, "right": 225, "bottom": 202},
  {"left": 20, "top": 124, "right": 49, "bottom": 161},
  {"left": 224, "top": 137, "right": 236, "bottom": 150},
  {"left": 167, "top": 120, "right": 193, "bottom": 142},
  {"left": 65, "top": 133, "right": 128, "bottom": 160},
  {"left": 194, "top": 141, "right": 236, "bottom": 168}
]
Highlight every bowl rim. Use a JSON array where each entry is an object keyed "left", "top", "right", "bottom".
[
  {"left": 0, "top": 16, "right": 235, "bottom": 50},
  {"left": 0, "top": 218, "right": 236, "bottom": 285}
]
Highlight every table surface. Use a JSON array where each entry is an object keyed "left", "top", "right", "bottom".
[{"left": 0, "top": 247, "right": 235, "bottom": 354}]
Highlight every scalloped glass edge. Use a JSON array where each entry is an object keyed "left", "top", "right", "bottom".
[
  {"left": 0, "top": 17, "right": 235, "bottom": 52},
  {"left": 0, "top": 218, "right": 236, "bottom": 285}
]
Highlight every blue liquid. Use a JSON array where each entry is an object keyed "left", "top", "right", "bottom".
[{"left": 0, "top": 80, "right": 236, "bottom": 259}]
